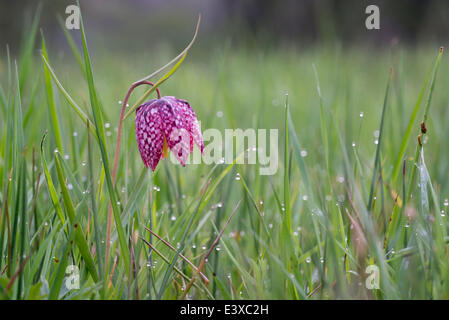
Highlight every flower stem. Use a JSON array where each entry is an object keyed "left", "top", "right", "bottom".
[{"left": 105, "top": 80, "right": 160, "bottom": 281}]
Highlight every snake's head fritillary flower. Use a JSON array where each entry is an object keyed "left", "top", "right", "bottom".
[{"left": 135, "top": 96, "right": 204, "bottom": 171}]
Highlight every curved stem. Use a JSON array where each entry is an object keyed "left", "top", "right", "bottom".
[
  {"left": 105, "top": 80, "right": 160, "bottom": 279},
  {"left": 112, "top": 80, "right": 160, "bottom": 184}
]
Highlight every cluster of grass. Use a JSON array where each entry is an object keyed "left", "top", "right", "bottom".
[{"left": 1, "top": 6, "right": 449, "bottom": 300}]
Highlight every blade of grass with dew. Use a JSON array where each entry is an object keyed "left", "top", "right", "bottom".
[
  {"left": 40, "top": 54, "right": 97, "bottom": 139},
  {"left": 77, "top": 0, "right": 130, "bottom": 272},
  {"left": 390, "top": 56, "right": 435, "bottom": 183},
  {"left": 41, "top": 33, "right": 64, "bottom": 153},
  {"left": 156, "top": 186, "right": 208, "bottom": 299},
  {"left": 54, "top": 151, "right": 99, "bottom": 281},
  {"left": 386, "top": 48, "right": 444, "bottom": 248},
  {"left": 288, "top": 109, "right": 311, "bottom": 194},
  {"left": 40, "top": 133, "right": 66, "bottom": 225},
  {"left": 283, "top": 93, "right": 292, "bottom": 234},
  {"left": 48, "top": 217, "right": 79, "bottom": 300},
  {"left": 407, "top": 48, "right": 443, "bottom": 202},
  {"left": 312, "top": 64, "right": 330, "bottom": 174},
  {"left": 367, "top": 68, "right": 392, "bottom": 212},
  {"left": 87, "top": 121, "right": 104, "bottom": 289}
]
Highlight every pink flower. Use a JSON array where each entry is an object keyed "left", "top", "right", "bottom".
[{"left": 135, "top": 96, "right": 204, "bottom": 171}]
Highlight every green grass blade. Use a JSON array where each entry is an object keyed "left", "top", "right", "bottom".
[
  {"left": 77, "top": 0, "right": 130, "bottom": 272},
  {"left": 41, "top": 33, "right": 65, "bottom": 153},
  {"left": 40, "top": 54, "right": 97, "bottom": 139},
  {"left": 54, "top": 152, "right": 99, "bottom": 281},
  {"left": 391, "top": 48, "right": 443, "bottom": 183},
  {"left": 367, "top": 69, "right": 392, "bottom": 211}
]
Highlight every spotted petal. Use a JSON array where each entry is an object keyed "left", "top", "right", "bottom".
[
  {"left": 164, "top": 96, "right": 204, "bottom": 153},
  {"left": 135, "top": 100, "right": 165, "bottom": 170},
  {"left": 135, "top": 96, "right": 204, "bottom": 170}
]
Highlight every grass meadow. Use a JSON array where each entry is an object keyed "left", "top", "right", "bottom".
[{"left": 1, "top": 6, "right": 449, "bottom": 300}]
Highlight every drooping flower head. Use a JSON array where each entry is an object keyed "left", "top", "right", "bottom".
[{"left": 135, "top": 96, "right": 204, "bottom": 171}]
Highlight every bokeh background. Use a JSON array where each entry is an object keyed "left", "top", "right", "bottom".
[{"left": 2, "top": 0, "right": 449, "bottom": 54}]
